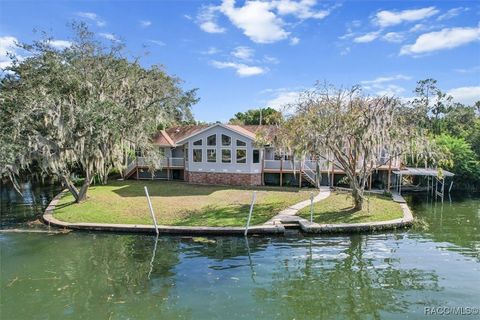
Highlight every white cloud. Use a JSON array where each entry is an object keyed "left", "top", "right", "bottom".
[
  {"left": 437, "top": 7, "right": 468, "bottom": 21},
  {"left": 263, "top": 55, "right": 279, "bottom": 64},
  {"left": 382, "top": 32, "right": 405, "bottom": 43},
  {"left": 47, "top": 40, "right": 72, "bottom": 49},
  {"left": 201, "top": 21, "right": 226, "bottom": 33},
  {"left": 220, "top": 0, "right": 288, "bottom": 43},
  {"left": 289, "top": 36, "right": 300, "bottom": 45},
  {"left": 197, "top": 5, "right": 226, "bottom": 33},
  {"left": 400, "top": 26, "right": 480, "bottom": 56},
  {"left": 76, "top": 12, "right": 106, "bottom": 27},
  {"left": 0, "top": 36, "right": 19, "bottom": 69},
  {"left": 338, "top": 32, "right": 354, "bottom": 40},
  {"left": 409, "top": 23, "right": 427, "bottom": 32},
  {"left": 265, "top": 90, "right": 301, "bottom": 110},
  {"left": 361, "top": 74, "right": 411, "bottom": 96},
  {"left": 211, "top": 60, "right": 266, "bottom": 77},
  {"left": 99, "top": 33, "right": 119, "bottom": 42},
  {"left": 231, "top": 46, "right": 254, "bottom": 60},
  {"left": 274, "top": 0, "right": 332, "bottom": 19},
  {"left": 140, "top": 20, "right": 152, "bottom": 27},
  {"left": 340, "top": 46, "right": 351, "bottom": 56},
  {"left": 354, "top": 31, "right": 380, "bottom": 43},
  {"left": 361, "top": 74, "right": 411, "bottom": 85},
  {"left": 374, "top": 84, "right": 407, "bottom": 96},
  {"left": 183, "top": 14, "right": 192, "bottom": 20},
  {"left": 198, "top": 1, "right": 335, "bottom": 44},
  {"left": 375, "top": 7, "right": 439, "bottom": 27},
  {"left": 454, "top": 66, "right": 480, "bottom": 74},
  {"left": 448, "top": 86, "right": 480, "bottom": 105},
  {"left": 148, "top": 40, "right": 166, "bottom": 46},
  {"left": 201, "top": 46, "right": 220, "bottom": 55}
]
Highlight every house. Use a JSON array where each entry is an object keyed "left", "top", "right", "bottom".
[{"left": 124, "top": 123, "right": 401, "bottom": 189}]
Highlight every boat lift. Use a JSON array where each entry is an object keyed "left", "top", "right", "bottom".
[{"left": 392, "top": 167, "right": 455, "bottom": 202}]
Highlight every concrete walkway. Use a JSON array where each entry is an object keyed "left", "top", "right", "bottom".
[
  {"left": 392, "top": 192, "right": 407, "bottom": 203},
  {"left": 264, "top": 187, "right": 331, "bottom": 225}
]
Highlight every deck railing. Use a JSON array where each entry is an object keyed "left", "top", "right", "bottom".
[
  {"left": 263, "top": 159, "right": 324, "bottom": 171},
  {"left": 125, "top": 159, "right": 137, "bottom": 175},
  {"left": 130, "top": 157, "right": 185, "bottom": 169}
]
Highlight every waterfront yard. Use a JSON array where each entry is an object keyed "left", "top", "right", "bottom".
[
  {"left": 53, "top": 180, "right": 312, "bottom": 226},
  {"left": 299, "top": 192, "right": 404, "bottom": 224}
]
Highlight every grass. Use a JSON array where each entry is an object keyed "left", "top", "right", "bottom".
[
  {"left": 53, "top": 180, "right": 312, "bottom": 227},
  {"left": 298, "top": 192, "right": 403, "bottom": 224}
]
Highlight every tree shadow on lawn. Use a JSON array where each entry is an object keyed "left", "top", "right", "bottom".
[
  {"left": 171, "top": 203, "right": 280, "bottom": 227},
  {"left": 112, "top": 180, "right": 307, "bottom": 198},
  {"left": 314, "top": 207, "right": 374, "bottom": 224},
  {"left": 54, "top": 201, "right": 76, "bottom": 210}
]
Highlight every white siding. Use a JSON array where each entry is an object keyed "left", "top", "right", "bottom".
[{"left": 184, "top": 126, "right": 262, "bottom": 174}]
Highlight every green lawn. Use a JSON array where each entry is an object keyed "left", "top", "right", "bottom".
[
  {"left": 53, "top": 180, "right": 311, "bottom": 227},
  {"left": 298, "top": 192, "right": 403, "bottom": 224}
]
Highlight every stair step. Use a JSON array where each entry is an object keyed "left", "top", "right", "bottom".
[{"left": 282, "top": 223, "right": 301, "bottom": 229}]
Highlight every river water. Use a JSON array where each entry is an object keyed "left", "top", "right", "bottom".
[{"left": 1, "top": 183, "right": 479, "bottom": 319}]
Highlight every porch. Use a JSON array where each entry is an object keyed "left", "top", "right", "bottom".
[{"left": 125, "top": 157, "right": 185, "bottom": 180}]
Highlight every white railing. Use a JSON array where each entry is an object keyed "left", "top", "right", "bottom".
[
  {"left": 125, "top": 159, "right": 137, "bottom": 175},
  {"left": 282, "top": 160, "right": 303, "bottom": 171},
  {"left": 137, "top": 157, "right": 147, "bottom": 166},
  {"left": 303, "top": 160, "right": 318, "bottom": 171},
  {"left": 128, "top": 157, "right": 184, "bottom": 169},
  {"left": 263, "top": 159, "right": 324, "bottom": 171},
  {"left": 169, "top": 157, "right": 184, "bottom": 167},
  {"left": 264, "top": 159, "right": 304, "bottom": 170},
  {"left": 302, "top": 167, "right": 316, "bottom": 184},
  {"left": 264, "top": 160, "right": 282, "bottom": 170}
]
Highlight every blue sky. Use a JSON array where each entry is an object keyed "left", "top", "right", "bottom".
[{"left": 1, "top": 0, "right": 479, "bottom": 122}]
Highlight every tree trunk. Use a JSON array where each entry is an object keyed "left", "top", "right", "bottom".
[
  {"left": 352, "top": 185, "right": 364, "bottom": 211},
  {"left": 102, "top": 167, "right": 111, "bottom": 185},
  {"left": 61, "top": 175, "right": 80, "bottom": 202},
  {"left": 76, "top": 173, "right": 91, "bottom": 203}
]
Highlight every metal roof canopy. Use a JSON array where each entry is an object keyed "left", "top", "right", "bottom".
[{"left": 393, "top": 167, "right": 454, "bottom": 177}]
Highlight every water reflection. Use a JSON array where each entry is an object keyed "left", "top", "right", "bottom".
[
  {"left": 0, "top": 181, "right": 62, "bottom": 228},
  {"left": 1, "top": 183, "right": 479, "bottom": 319},
  {"left": 253, "top": 235, "right": 441, "bottom": 319},
  {"left": 406, "top": 192, "right": 480, "bottom": 261}
]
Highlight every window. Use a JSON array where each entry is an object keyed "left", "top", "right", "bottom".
[
  {"left": 193, "top": 149, "right": 202, "bottom": 162},
  {"left": 207, "top": 134, "right": 216, "bottom": 146},
  {"left": 222, "top": 149, "right": 231, "bottom": 163},
  {"left": 185, "top": 147, "right": 189, "bottom": 161},
  {"left": 193, "top": 139, "right": 202, "bottom": 146},
  {"left": 221, "top": 134, "right": 231, "bottom": 146},
  {"left": 236, "top": 149, "right": 246, "bottom": 163},
  {"left": 253, "top": 149, "right": 260, "bottom": 163},
  {"left": 207, "top": 149, "right": 216, "bottom": 162},
  {"left": 236, "top": 139, "right": 246, "bottom": 147}
]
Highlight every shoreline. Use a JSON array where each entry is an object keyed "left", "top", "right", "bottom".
[{"left": 43, "top": 189, "right": 414, "bottom": 235}]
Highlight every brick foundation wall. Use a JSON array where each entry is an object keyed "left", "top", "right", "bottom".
[{"left": 185, "top": 171, "right": 262, "bottom": 186}]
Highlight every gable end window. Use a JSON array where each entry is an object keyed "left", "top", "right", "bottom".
[
  {"left": 222, "top": 149, "right": 231, "bottom": 163},
  {"left": 207, "top": 149, "right": 216, "bottom": 162},
  {"left": 236, "top": 140, "right": 247, "bottom": 147},
  {"left": 221, "top": 134, "right": 231, "bottom": 146},
  {"left": 207, "top": 134, "right": 216, "bottom": 146},
  {"left": 236, "top": 149, "right": 247, "bottom": 164},
  {"left": 193, "top": 139, "right": 202, "bottom": 146},
  {"left": 193, "top": 149, "right": 202, "bottom": 162}
]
